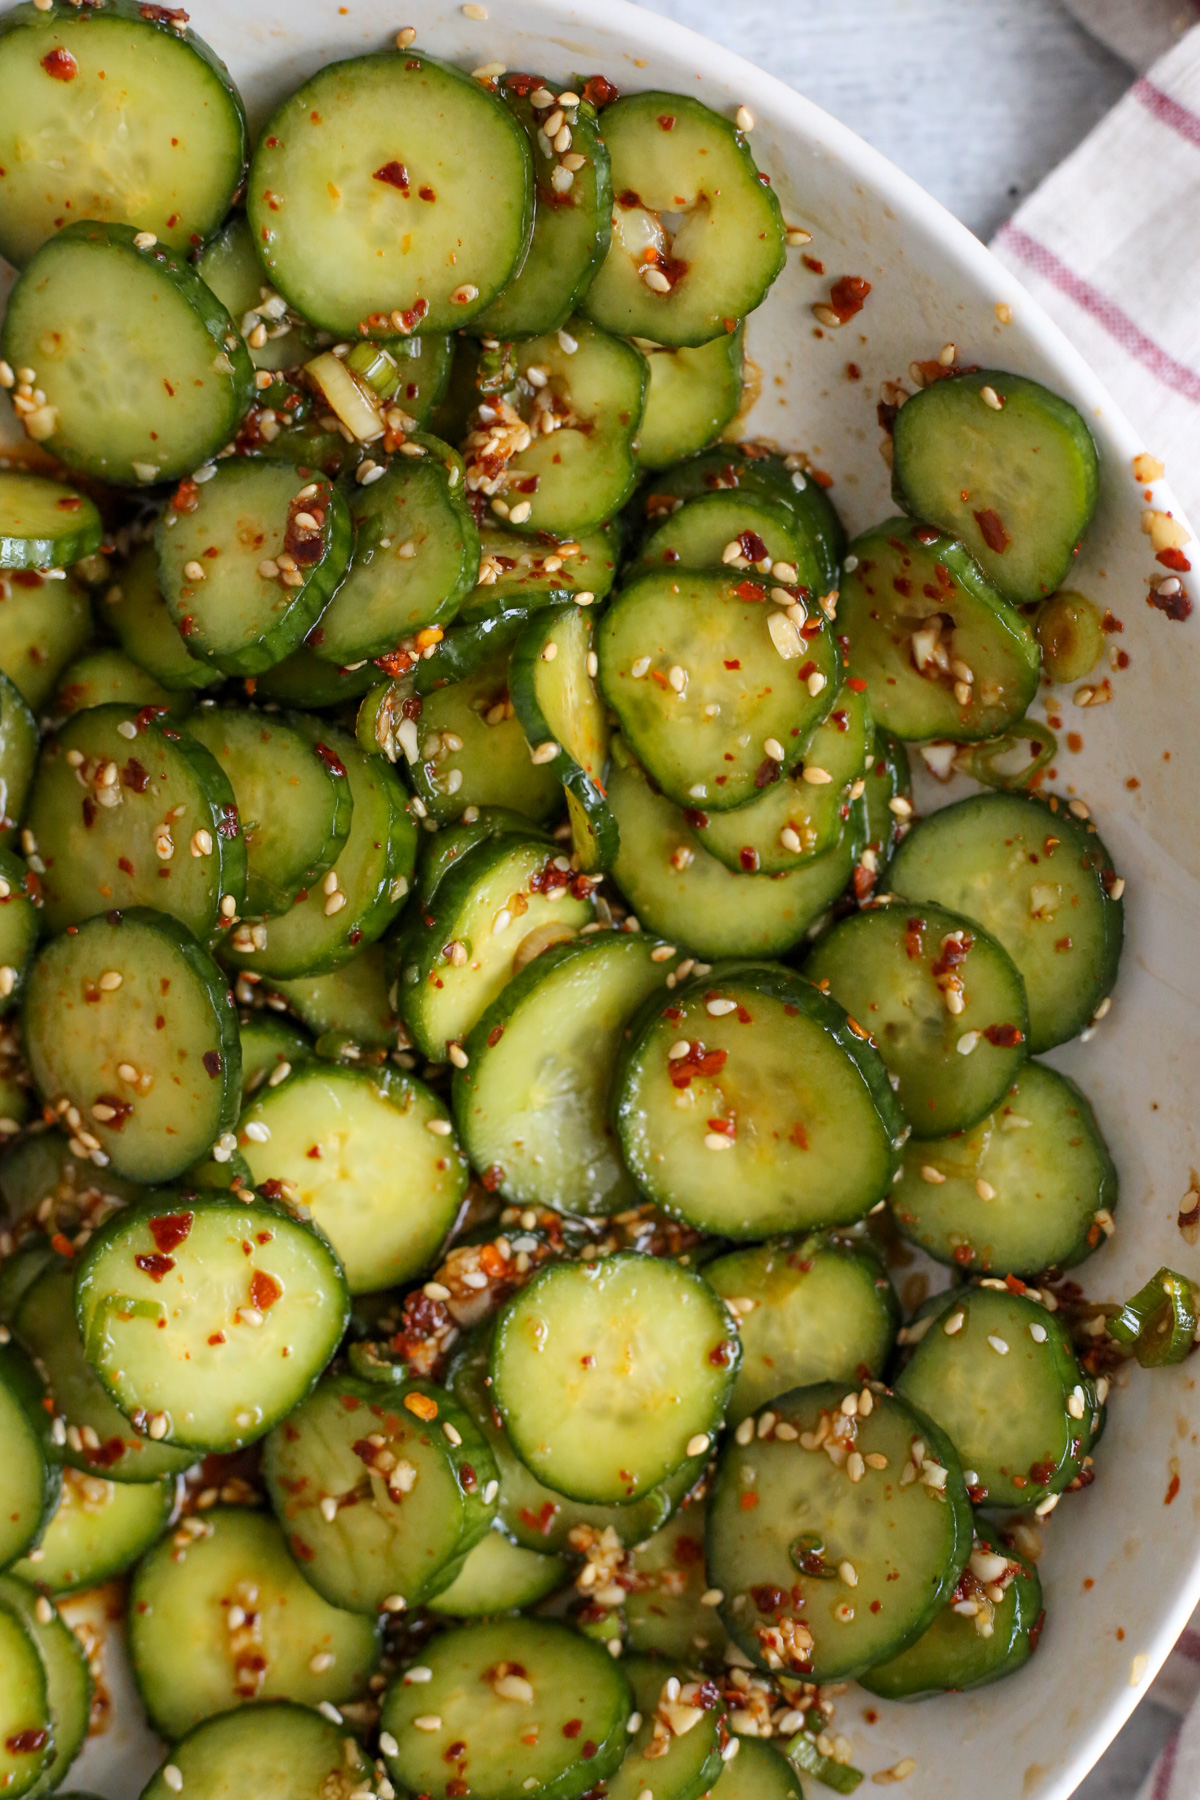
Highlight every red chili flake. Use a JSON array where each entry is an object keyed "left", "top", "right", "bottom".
[
  {"left": 1165, "top": 1472, "right": 1181, "bottom": 1505},
  {"left": 657, "top": 113, "right": 675, "bottom": 130},
  {"left": 739, "top": 847, "right": 760, "bottom": 872},
  {"left": 55, "top": 494, "right": 83, "bottom": 513},
  {"left": 724, "top": 658, "right": 742, "bottom": 670},
  {"left": 738, "top": 530, "right": 769, "bottom": 563},
  {"left": 121, "top": 759, "right": 149, "bottom": 793},
  {"left": 983, "top": 1022, "right": 1024, "bottom": 1048},
  {"left": 135, "top": 706, "right": 170, "bottom": 732},
  {"left": 314, "top": 741, "right": 347, "bottom": 777},
  {"left": 952, "top": 1244, "right": 974, "bottom": 1266},
  {"left": 1148, "top": 580, "right": 1193, "bottom": 620},
  {"left": 973, "top": 508, "right": 1010, "bottom": 554},
  {"left": 519, "top": 1501, "right": 558, "bottom": 1536},
  {"left": 581, "top": 1742, "right": 598, "bottom": 1761},
  {"left": 170, "top": 478, "right": 200, "bottom": 516},
  {"left": 789, "top": 1121, "right": 809, "bottom": 1150},
  {"left": 201, "top": 1050, "right": 222, "bottom": 1079},
  {"left": 827, "top": 276, "right": 870, "bottom": 323},
  {"left": 117, "top": 856, "right": 134, "bottom": 875},
  {"left": 734, "top": 578, "right": 764, "bottom": 603},
  {"left": 668, "top": 1042, "right": 728, "bottom": 1090},
  {"left": 135, "top": 1252, "right": 175, "bottom": 1282},
  {"left": 208, "top": 1332, "right": 225, "bottom": 1346},
  {"left": 682, "top": 807, "right": 709, "bottom": 828},
  {"left": 373, "top": 160, "right": 410, "bottom": 191},
  {"left": 290, "top": 1534, "right": 316, "bottom": 1562},
  {"left": 1028, "top": 1460, "right": 1057, "bottom": 1486},
  {"left": 709, "top": 1339, "right": 736, "bottom": 1367},
  {"left": 753, "top": 757, "right": 781, "bottom": 790},
  {"left": 217, "top": 803, "right": 240, "bottom": 839},
  {"left": 481, "top": 1164, "right": 505, "bottom": 1192},
  {"left": 50, "top": 1232, "right": 75, "bottom": 1258},
  {"left": 1157, "top": 547, "right": 1191, "bottom": 571},
  {"left": 250, "top": 1270, "right": 282, "bottom": 1312},
  {"left": 81, "top": 797, "right": 97, "bottom": 831},
  {"left": 41, "top": 48, "right": 77, "bottom": 80},
  {"left": 418, "top": 185, "right": 436, "bottom": 202},
  {"left": 581, "top": 74, "right": 619, "bottom": 107},
  {"left": 751, "top": 1583, "right": 786, "bottom": 1613},
  {"left": 563, "top": 1720, "right": 583, "bottom": 1739},
  {"left": 5, "top": 1730, "right": 48, "bottom": 1755},
  {"left": 149, "top": 1213, "right": 193, "bottom": 1253},
  {"left": 93, "top": 1094, "right": 132, "bottom": 1131}
]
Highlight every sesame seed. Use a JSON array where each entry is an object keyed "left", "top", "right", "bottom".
[
  {"left": 705, "top": 1133, "right": 734, "bottom": 1151},
  {"left": 381, "top": 1594, "right": 408, "bottom": 1613},
  {"left": 133, "top": 231, "right": 158, "bottom": 250},
  {"left": 987, "top": 1335, "right": 1009, "bottom": 1356},
  {"left": 98, "top": 970, "right": 123, "bottom": 991},
  {"left": 557, "top": 329, "right": 578, "bottom": 354},
  {"left": 531, "top": 741, "right": 559, "bottom": 765},
  {"left": 148, "top": 1412, "right": 170, "bottom": 1440},
  {"left": 735, "top": 104, "right": 755, "bottom": 130},
  {"left": 380, "top": 1730, "right": 400, "bottom": 1757},
  {"left": 807, "top": 670, "right": 827, "bottom": 696},
  {"left": 847, "top": 1451, "right": 865, "bottom": 1483},
  {"left": 786, "top": 226, "right": 813, "bottom": 247},
  {"left": 944, "top": 1311, "right": 965, "bottom": 1335},
  {"left": 975, "top": 1179, "right": 996, "bottom": 1200},
  {"left": 1034, "top": 1493, "right": 1060, "bottom": 1518},
  {"left": 324, "top": 891, "right": 347, "bottom": 917},
  {"left": 413, "top": 1715, "right": 442, "bottom": 1731},
  {"left": 162, "top": 1767, "right": 183, "bottom": 1793},
  {"left": 443, "top": 1420, "right": 463, "bottom": 1446},
  {"left": 1109, "top": 878, "right": 1125, "bottom": 900},
  {"left": 735, "top": 1416, "right": 755, "bottom": 1446},
  {"left": 666, "top": 1039, "right": 692, "bottom": 1058},
  {"left": 426, "top": 1118, "right": 453, "bottom": 1136},
  {"left": 764, "top": 737, "right": 786, "bottom": 762},
  {"left": 838, "top": 1560, "right": 858, "bottom": 1586},
  {"left": 395, "top": 27, "right": 417, "bottom": 47},
  {"left": 888, "top": 795, "right": 913, "bottom": 818},
  {"left": 920, "top": 1165, "right": 946, "bottom": 1184},
  {"left": 707, "top": 998, "right": 737, "bottom": 1016},
  {"left": 631, "top": 656, "right": 651, "bottom": 679},
  {"left": 956, "top": 1031, "right": 981, "bottom": 1056},
  {"left": 801, "top": 765, "right": 833, "bottom": 785},
  {"left": 1029, "top": 1323, "right": 1048, "bottom": 1343},
  {"left": 686, "top": 1433, "right": 710, "bottom": 1456},
  {"left": 243, "top": 1120, "right": 270, "bottom": 1143},
  {"left": 979, "top": 385, "right": 1004, "bottom": 410},
  {"left": 316, "top": 1702, "right": 342, "bottom": 1724},
  {"left": 722, "top": 540, "right": 743, "bottom": 564},
  {"left": 642, "top": 267, "right": 671, "bottom": 294},
  {"left": 320, "top": 1496, "right": 338, "bottom": 1523},
  {"left": 667, "top": 664, "right": 687, "bottom": 693},
  {"left": 448, "top": 1044, "right": 469, "bottom": 1070},
  {"left": 191, "top": 829, "right": 213, "bottom": 857}
]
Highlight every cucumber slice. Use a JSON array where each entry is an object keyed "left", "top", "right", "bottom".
[
  {"left": 13, "top": 1466, "right": 174, "bottom": 1595},
  {"left": 0, "top": 473, "right": 101, "bottom": 573},
  {"left": 405, "top": 649, "right": 563, "bottom": 825},
  {"left": 468, "top": 322, "right": 646, "bottom": 536},
  {"left": 624, "top": 1499, "right": 730, "bottom": 1666},
  {"left": 470, "top": 522, "right": 619, "bottom": 613},
  {"left": 395, "top": 832, "right": 596, "bottom": 1059},
  {"left": 711, "top": 1739, "right": 802, "bottom": 1800},
  {"left": 238, "top": 1013, "right": 311, "bottom": 1101},
  {"left": 0, "top": 1132, "right": 141, "bottom": 1226},
  {"left": 428, "top": 1524, "right": 567, "bottom": 1617},
  {"left": 0, "top": 670, "right": 38, "bottom": 847},
  {"left": 250, "top": 50, "right": 533, "bottom": 337},
  {"left": 607, "top": 749, "right": 864, "bottom": 960},
  {"left": 156, "top": 463, "right": 352, "bottom": 676},
  {"left": 380, "top": 1618, "right": 631, "bottom": 1800},
  {"left": 693, "top": 679, "right": 873, "bottom": 873},
  {"left": 255, "top": 644, "right": 378, "bottom": 708},
  {"left": 805, "top": 899, "right": 1029, "bottom": 1138},
  {"left": 453, "top": 932, "right": 681, "bottom": 1216},
  {"left": 0, "top": 0, "right": 247, "bottom": 267},
  {"left": 15, "top": 1263, "right": 192, "bottom": 1484},
  {"left": 414, "top": 806, "right": 551, "bottom": 910},
  {"left": 0, "top": 569, "right": 92, "bottom": 713},
  {"left": 195, "top": 216, "right": 317, "bottom": 375},
  {"left": 598, "top": 568, "right": 840, "bottom": 812},
  {"left": 0, "top": 848, "right": 39, "bottom": 1019},
  {"left": 839, "top": 518, "right": 1039, "bottom": 742},
  {"left": 491, "top": 1252, "right": 738, "bottom": 1504},
  {"left": 614, "top": 962, "right": 903, "bottom": 1239},
  {"left": 509, "top": 605, "right": 615, "bottom": 869},
  {"left": 895, "top": 1287, "right": 1095, "bottom": 1507},
  {"left": 0, "top": 1600, "right": 52, "bottom": 1799},
  {"left": 28, "top": 702, "right": 247, "bottom": 937},
  {"left": 129, "top": 1505, "right": 379, "bottom": 1738},
  {"left": 638, "top": 490, "right": 824, "bottom": 603},
  {"left": 24, "top": 909, "right": 241, "bottom": 1182},
  {"left": 890, "top": 1062, "right": 1117, "bottom": 1275},
  {"left": 892, "top": 370, "right": 1100, "bottom": 605},
  {"left": 100, "top": 544, "right": 221, "bottom": 694},
  {"left": 311, "top": 437, "right": 479, "bottom": 665},
  {"left": 53, "top": 651, "right": 185, "bottom": 722},
  {"left": 471, "top": 78, "right": 613, "bottom": 340},
  {"left": 74, "top": 1192, "right": 349, "bottom": 1453},
  {"left": 889, "top": 791, "right": 1124, "bottom": 1052},
  {"left": 634, "top": 329, "right": 745, "bottom": 470},
  {"left": 0, "top": 1342, "right": 59, "bottom": 1568},
  {"left": 704, "top": 1234, "right": 899, "bottom": 1424},
  {"left": 1, "top": 223, "right": 255, "bottom": 486},
  {"left": 708, "top": 1382, "right": 972, "bottom": 1680},
  {"left": 185, "top": 706, "right": 353, "bottom": 919},
  {"left": 224, "top": 722, "right": 416, "bottom": 980},
  {"left": 608, "top": 1657, "right": 725, "bottom": 1800},
  {"left": 862, "top": 728, "right": 911, "bottom": 889},
  {"left": 449, "top": 1327, "right": 697, "bottom": 1554},
  {"left": 236, "top": 1061, "right": 467, "bottom": 1294},
  {"left": 580, "top": 93, "right": 785, "bottom": 346},
  {"left": 140, "top": 1700, "right": 377, "bottom": 1800},
  {"left": 262, "top": 1370, "right": 496, "bottom": 1615},
  {"left": 0, "top": 1242, "right": 56, "bottom": 1328},
  {"left": 0, "top": 1574, "right": 90, "bottom": 1797},
  {"left": 266, "top": 945, "right": 396, "bottom": 1051},
  {"left": 861, "top": 1532, "right": 1043, "bottom": 1699}
]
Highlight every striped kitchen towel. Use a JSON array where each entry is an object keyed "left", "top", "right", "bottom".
[{"left": 989, "top": 22, "right": 1200, "bottom": 527}]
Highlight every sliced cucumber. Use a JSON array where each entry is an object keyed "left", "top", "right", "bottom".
[
  {"left": 453, "top": 932, "right": 681, "bottom": 1216},
  {"left": 0, "top": 1599, "right": 53, "bottom": 1799},
  {"left": 428, "top": 1524, "right": 567, "bottom": 1617},
  {"left": 381, "top": 1618, "right": 631, "bottom": 1800},
  {"left": 705, "top": 1234, "right": 899, "bottom": 1424},
  {"left": 405, "top": 650, "right": 563, "bottom": 825},
  {"left": 24, "top": 909, "right": 241, "bottom": 1182},
  {"left": 1, "top": 222, "right": 254, "bottom": 485},
  {"left": 262, "top": 1370, "right": 495, "bottom": 1614},
  {"left": 598, "top": 568, "right": 839, "bottom": 811},
  {"left": 861, "top": 1532, "right": 1043, "bottom": 1699},
  {"left": 266, "top": 945, "right": 396, "bottom": 1051},
  {"left": 29, "top": 702, "right": 246, "bottom": 937},
  {"left": 607, "top": 1656, "right": 725, "bottom": 1800},
  {"left": 889, "top": 791, "right": 1124, "bottom": 1052},
  {"left": 0, "top": 0, "right": 247, "bottom": 266},
  {"left": 0, "top": 847, "right": 39, "bottom": 1019},
  {"left": 0, "top": 670, "right": 38, "bottom": 847},
  {"left": 140, "top": 1700, "right": 377, "bottom": 1800},
  {"left": 255, "top": 643, "right": 378, "bottom": 708},
  {"left": 889, "top": 1061, "right": 1117, "bottom": 1275},
  {"left": 74, "top": 1192, "right": 350, "bottom": 1452},
  {"left": 614, "top": 962, "right": 903, "bottom": 1239},
  {"left": 471, "top": 77, "right": 612, "bottom": 340},
  {"left": 52, "top": 650, "right": 185, "bottom": 722},
  {"left": 414, "top": 806, "right": 551, "bottom": 910},
  {"left": 224, "top": 722, "right": 416, "bottom": 980},
  {"left": 895, "top": 1287, "right": 1096, "bottom": 1507},
  {"left": 635, "top": 329, "right": 745, "bottom": 469},
  {"left": 395, "top": 832, "right": 595, "bottom": 1059},
  {"left": 236, "top": 1061, "right": 467, "bottom": 1294},
  {"left": 607, "top": 748, "right": 863, "bottom": 960},
  {"left": 624, "top": 1498, "right": 729, "bottom": 1666},
  {"left": 129, "top": 1504, "right": 379, "bottom": 1738},
  {"left": 0, "top": 569, "right": 92, "bottom": 713},
  {"left": 250, "top": 50, "right": 533, "bottom": 336},
  {"left": 711, "top": 1739, "right": 803, "bottom": 1800},
  {"left": 238, "top": 1013, "right": 311, "bottom": 1101},
  {"left": 0, "top": 1342, "right": 59, "bottom": 1569},
  {"left": 509, "top": 604, "right": 615, "bottom": 868},
  {"left": 195, "top": 215, "right": 317, "bottom": 375},
  {"left": 581, "top": 93, "right": 784, "bottom": 345},
  {"left": 892, "top": 370, "right": 1099, "bottom": 604},
  {"left": 805, "top": 900, "right": 1029, "bottom": 1138},
  {"left": 693, "top": 678, "right": 872, "bottom": 873},
  {"left": 469, "top": 521, "right": 619, "bottom": 614},
  {"left": 185, "top": 706, "right": 353, "bottom": 918},
  {"left": 0, "top": 1241, "right": 55, "bottom": 1328},
  {"left": 708, "top": 1382, "right": 972, "bottom": 1680},
  {"left": 491, "top": 1252, "right": 738, "bottom": 1504},
  {"left": 156, "top": 462, "right": 351, "bottom": 676},
  {"left": 637, "top": 489, "right": 824, "bottom": 602},
  {"left": 0, "top": 473, "right": 101, "bottom": 573},
  {"left": 0, "top": 1573, "right": 90, "bottom": 1798},
  {"left": 862, "top": 727, "right": 911, "bottom": 889},
  {"left": 840, "top": 517, "right": 1039, "bottom": 742},
  {"left": 101, "top": 544, "right": 221, "bottom": 694},
  {"left": 0, "top": 1132, "right": 141, "bottom": 1225},
  {"left": 15, "top": 1263, "right": 192, "bottom": 1484},
  {"left": 13, "top": 1466, "right": 174, "bottom": 1595}
]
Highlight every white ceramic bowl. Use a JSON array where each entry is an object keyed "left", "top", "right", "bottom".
[{"left": 5, "top": 4, "right": 1199, "bottom": 1797}]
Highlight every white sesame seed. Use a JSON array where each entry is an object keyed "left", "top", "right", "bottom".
[
  {"left": 979, "top": 385, "right": 1004, "bottom": 410},
  {"left": 317, "top": 1702, "right": 342, "bottom": 1724},
  {"left": 395, "top": 27, "right": 417, "bottom": 48},
  {"left": 735, "top": 105, "right": 755, "bottom": 130},
  {"left": 763, "top": 737, "right": 786, "bottom": 762},
  {"left": 380, "top": 1731, "right": 400, "bottom": 1757},
  {"left": 1034, "top": 1493, "right": 1060, "bottom": 1518},
  {"left": 785, "top": 227, "right": 813, "bottom": 247},
  {"left": 987, "top": 1335, "right": 1009, "bottom": 1356},
  {"left": 944, "top": 1311, "right": 965, "bottom": 1336},
  {"left": 807, "top": 671, "right": 827, "bottom": 696},
  {"left": 631, "top": 657, "right": 651, "bottom": 679},
  {"left": 705, "top": 1133, "right": 734, "bottom": 1151},
  {"left": 443, "top": 1420, "right": 463, "bottom": 1446},
  {"left": 426, "top": 1118, "right": 453, "bottom": 1136},
  {"left": 413, "top": 1715, "right": 443, "bottom": 1731},
  {"left": 707, "top": 998, "right": 737, "bottom": 1016},
  {"left": 381, "top": 1594, "right": 407, "bottom": 1613},
  {"left": 1030, "top": 1322, "right": 1048, "bottom": 1343},
  {"left": 320, "top": 1496, "right": 339, "bottom": 1523},
  {"left": 700, "top": 1587, "right": 723, "bottom": 1606},
  {"left": 98, "top": 970, "right": 123, "bottom": 991},
  {"left": 667, "top": 664, "right": 687, "bottom": 693},
  {"left": 956, "top": 1031, "right": 981, "bottom": 1056},
  {"left": 838, "top": 1560, "right": 858, "bottom": 1586},
  {"left": 162, "top": 1767, "right": 183, "bottom": 1794},
  {"left": 133, "top": 231, "right": 158, "bottom": 250},
  {"left": 148, "top": 1412, "right": 170, "bottom": 1440},
  {"left": 847, "top": 1451, "right": 865, "bottom": 1483},
  {"left": 920, "top": 1165, "right": 946, "bottom": 1184},
  {"left": 531, "top": 741, "right": 559, "bottom": 765},
  {"left": 686, "top": 1433, "right": 710, "bottom": 1457},
  {"left": 557, "top": 329, "right": 578, "bottom": 354},
  {"left": 243, "top": 1120, "right": 270, "bottom": 1143},
  {"left": 975, "top": 1179, "right": 996, "bottom": 1201},
  {"left": 190, "top": 829, "right": 213, "bottom": 857}
]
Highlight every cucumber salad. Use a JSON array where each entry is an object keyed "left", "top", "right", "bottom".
[{"left": 0, "top": 5, "right": 1188, "bottom": 1798}]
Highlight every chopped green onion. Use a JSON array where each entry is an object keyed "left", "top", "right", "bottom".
[{"left": 784, "top": 1729, "right": 865, "bottom": 1793}]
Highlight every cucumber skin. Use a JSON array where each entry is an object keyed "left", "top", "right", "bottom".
[
  {"left": 0, "top": 1340, "right": 63, "bottom": 1561},
  {"left": 0, "top": 475, "right": 103, "bottom": 573},
  {"left": 508, "top": 605, "right": 619, "bottom": 872}
]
